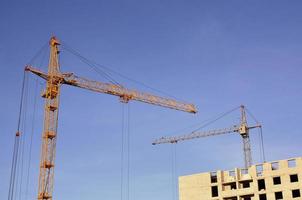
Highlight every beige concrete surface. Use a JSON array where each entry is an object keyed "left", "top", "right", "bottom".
[{"left": 179, "top": 157, "right": 302, "bottom": 200}]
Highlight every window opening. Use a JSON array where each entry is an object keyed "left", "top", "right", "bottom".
[
  {"left": 290, "top": 174, "right": 299, "bottom": 183},
  {"left": 256, "top": 164, "right": 263, "bottom": 176},
  {"left": 273, "top": 177, "right": 281, "bottom": 185},
  {"left": 230, "top": 182, "right": 237, "bottom": 190},
  {"left": 241, "top": 196, "right": 251, "bottom": 200},
  {"left": 259, "top": 194, "right": 267, "bottom": 200},
  {"left": 271, "top": 162, "right": 279, "bottom": 170},
  {"left": 288, "top": 159, "right": 296, "bottom": 168},
  {"left": 229, "top": 170, "right": 236, "bottom": 177},
  {"left": 258, "top": 179, "right": 266, "bottom": 191},
  {"left": 275, "top": 191, "right": 283, "bottom": 200},
  {"left": 241, "top": 169, "right": 248, "bottom": 175},
  {"left": 211, "top": 186, "right": 218, "bottom": 197},
  {"left": 292, "top": 189, "right": 301, "bottom": 198},
  {"left": 241, "top": 181, "right": 250, "bottom": 188},
  {"left": 223, "top": 197, "right": 237, "bottom": 200},
  {"left": 211, "top": 172, "right": 217, "bottom": 183}
]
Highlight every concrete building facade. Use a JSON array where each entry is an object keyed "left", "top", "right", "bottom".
[{"left": 179, "top": 157, "right": 302, "bottom": 200}]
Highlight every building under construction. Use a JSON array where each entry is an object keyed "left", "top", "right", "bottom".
[{"left": 179, "top": 157, "right": 302, "bottom": 200}]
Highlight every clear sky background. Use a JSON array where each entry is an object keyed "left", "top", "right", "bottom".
[{"left": 0, "top": 1, "right": 301, "bottom": 200}]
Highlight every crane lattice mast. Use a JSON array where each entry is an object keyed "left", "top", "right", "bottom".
[
  {"left": 152, "top": 105, "right": 261, "bottom": 169},
  {"left": 25, "top": 36, "right": 197, "bottom": 200}
]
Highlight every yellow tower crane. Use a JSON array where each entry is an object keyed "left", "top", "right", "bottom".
[
  {"left": 23, "top": 36, "right": 197, "bottom": 200},
  {"left": 152, "top": 105, "right": 261, "bottom": 169}
]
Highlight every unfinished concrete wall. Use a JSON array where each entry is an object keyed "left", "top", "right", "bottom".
[{"left": 179, "top": 157, "right": 302, "bottom": 200}]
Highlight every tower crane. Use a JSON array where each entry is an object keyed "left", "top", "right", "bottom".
[
  {"left": 21, "top": 36, "right": 197, "bottom": 200},
  {"left": 152, "top": 105, "right": 261, "bottom": 169}
]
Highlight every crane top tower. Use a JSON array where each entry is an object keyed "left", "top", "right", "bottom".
[
  {"left": 152, "top": 105, "right": 261, "bottom": 169},
  {"left": 12, "top": 36, "right": 197, "bottom": 200}
]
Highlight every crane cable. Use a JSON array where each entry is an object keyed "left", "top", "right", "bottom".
[
  {"left": 25, "top": 45, "right": 48, "bottom": 200},
  {"left": 24, "top": 44, "right": 48, "bottom": 200},
  {"left": 259, "top": 127, "right": 265, "bottom": 162},
  {"left": 156, "top": 106, "right": 241, "bottom": 140},
  {"left": 60, "top": 43, "right": 121, "bottom": 86},
  {"left": 18, "top": 70, "right": 30, "bottom": 200},
  {"left": 60, "top": 41, "right": 183, "bottom": 101},
  {"left": 8, "top": 70, "right": 28, "bottom": 200},
  {"left": 120, "top": 105, "right": 125, "bottom": 200},
  {"left": 23, "top": 78, "right": 39, "bottom": 200},
  {"left": 27, "top": 42, "right": 48, "bottom": 66},
  {"left": 245, "top": 108, "right": 266, "bottom": 163},
  {"left": 191, "top": 106, "right": 241, "bottom": 133},
  {"left": 8, "top": 43, "right": 48, "bottom": 200},
  {"left": 171, "top": 144, "right": 177, "bottom": 200},
  {"left": 121, "top": 103, "right": 131, "bottom": 200},
  {"left": 127, "top": 104, "right": 130, "bottom": 200}
]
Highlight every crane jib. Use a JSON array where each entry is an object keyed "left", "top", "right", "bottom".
[{"left": 25, "top": 65, "right": 197, "bottom": 114}]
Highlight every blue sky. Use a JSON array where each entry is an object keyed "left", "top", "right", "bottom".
[{"left": 0, "top": 0, "right": 302, "bottom": 200}]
